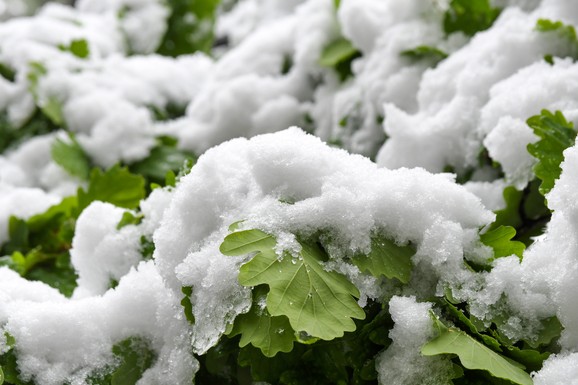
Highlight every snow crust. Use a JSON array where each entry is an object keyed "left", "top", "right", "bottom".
[{"left": 376, "top": 296, "right": 454, "bottom": 385}]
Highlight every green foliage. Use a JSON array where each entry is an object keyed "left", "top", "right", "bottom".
[
  {"left": 351, "top": 235, "right": 415, "bottom": 284},
  {"left": 157, "top": 0, "right": 221, "bottom": 56},
  {"left": 116, "top": 211, "right": 143, "bottom": 230},
  {"left": 78, "top": 165, "right": 146, "bottom": 212},
  {"left": 129, "top": 137, "right": 196, "bottom": 186},
  {"left": 220, "top": 229, "right": 365, "bottom": 342},
  {"left": 422, "top": 317, "right": 533, "bottom": 385},
  {"left": 319, "top": 37, "right": 362, "bottom": 81},
  {"left": 443, "top": 0, "right": 501, "bottom": 37},
  {"left": 181, "top": 286, "right": 195, "bottom": 324},
  {"left": 480, "top": 226, "right": 525, "bottom": 260},
  {"left": 535, "top": 19, "right": 578, "bottom": 61},
  {"left": 0, "top": 62, "right": 15, "bottom": 82},
  {"left": 0, "top": 198, "right": 78, "bottom": 296},
  {"left": 228, "top": 286, "right": 296, "bottom": 357},
  {"left": 88, "top": 337, "right": 157, "bottom": 385},
  {"left": 527, "top": 109, "right": 577, "bottom": 197},
  {"left": 0, "top": 366, "right": 3, "bottom": 385},
  {"left": 51, "top": 134, "right": 91, "bottom": 180},
  {"left": 58, "top": 39, "right": 90, "bottom": 59},
  {"left": 0, "top": 334, "right": 32, "bottom": 385},
  {"left": 0, "top": 165, "right": 146, "bottom": 296},
  {"left": 401, "top": 45, "right": 448, "bottom": 67},
  {"left": 0, "top": 110, "right": 59, "bottom": 154}
]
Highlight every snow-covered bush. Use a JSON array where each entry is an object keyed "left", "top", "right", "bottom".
[{"left": 2, "top": 0, "right": 578, "bottom": 384}]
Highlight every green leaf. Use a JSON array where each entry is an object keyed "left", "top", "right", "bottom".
[
  {"left": 116, "top": 211, "right": 143, "bottom": 230},
  {"left": 157, "top": 0, "right": 221, "bottom": 56},
  {"left": 51, "top": 134, "right": 91, "bottom": 180},
  {"left": 129, "top": 144, "right": 196, "bottom": 185},
  {"left": 78, "top": 165, "right": 146, "bottom": 212},
  {"left": 527, "top": 316, "right": 563, "bottom": 349},
  {"left": 0, "top": 366, "right": 4, "bottom": 385},
  {"left": 351, "top": 236, "right": 415, "bottom": 284},
  {"left": 319, "top": 37, "right": 361, "bottom": 81},
  {"left": 480, "top": 226, "right": 525, "bottom": 260},
  {"left": 526, "top": 109, "right": 577, "bottom": 196},
  {"left": 422, "top": 320, "right": 533, "bottom": 385},
  {"left": 228, "top": 286, "right": 296, "bottom": 357},
  {"left": 221, "top": 229, "right": 365, "bottom": 340},
  {"left": 58, "top": 39, "right": 90, "bottom": 59},
  {"left": 181, "top": 286, "right": 195, "bottom": 324},
  {"left": 110, "top": 337, "right": 156, "bottom": 385},
  {"left": 401, "top": 45, "right": 448, "bottom": 67},
  {"left": 535, "top": 19, "right": 578, "bottom": 60},
  {"left": 319, "top": 37, "right": 358, "bottom": 67},
  {"left": 443, "top": 0, "right": 501, "bottom": 37}
]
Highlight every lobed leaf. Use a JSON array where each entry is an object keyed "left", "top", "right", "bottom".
[
  {"left": 221, "top": 229, "right": 365, "bottom": 341},
  {"left": 526, "top": 109, "right": 576, "bottom": 196},
  {"left": 480, "top": 225, "right": 525, "bottom": 260},
  {"left": 228, "top": 286, "right": 296, "bottom": 357}
]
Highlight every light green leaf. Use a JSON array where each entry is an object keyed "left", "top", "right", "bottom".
[
  {"left": 51, "top": 134, "right": 91, "bottom": 180},
  {"left": 77, "top": 165, "right": 145, "bottom": 212},
  {"left": 352, "top": 236, "right": 414, "bottom": 283},
  {"left": 319, "top": 37, "right": 358, "bottom": 67},
  {"left": 228, "top": 286, "right": 296, "bottom": 357},
  {"left": 422, "top": 320, "right": 533, "bottom": 385},
  {"left": 0, "top": 366, "right": 3, "bottom": 385},
  {"left": 527, "top": 110, "right": 576, "bottom": 196},
  {"left": 535, "top": 19, "right": 578, "bottom": 60},
  {"left": 480, "top": 225, "right": 525, "bottom": 260},
  {"left": 41, "top": 96, "right": 64, "bottom": 127},
  {"left": 221, "top": 229, "right": 365, "bottom": 340}
]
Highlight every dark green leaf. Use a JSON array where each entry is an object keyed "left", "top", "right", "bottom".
[
  {"left": 352, "top": 235, "right": 415, "bottom": 284},
  {"left": 401, "top": 45, "right": 448, "bottom": 67},
  {"left": 181, "top": 286, "right": 195, "bottom": 324},
  {"left": 78, "top": 165, "right": 146, "bottom": 212},
  {"left": 480, "top": 226, "right": 525, "bottom": 260},
  {"left": 110, "top": 337, "right": 156, "bottom": 385},
  {"left": 51, "top": 134, "right": 91, "bottom": 180},
  {"left": 444, "top": 0, "right": 501, "bottom": 37},
  {"left": 527, "top": 109, "right": 577, "bottom": 196}
]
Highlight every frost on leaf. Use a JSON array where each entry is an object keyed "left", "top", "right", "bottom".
[
  {"left": 220, "top": 229, "right": 365, "bottom": 341},
  {"left": 352, "top": 236, "right": 415, "bottom": 284}
]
